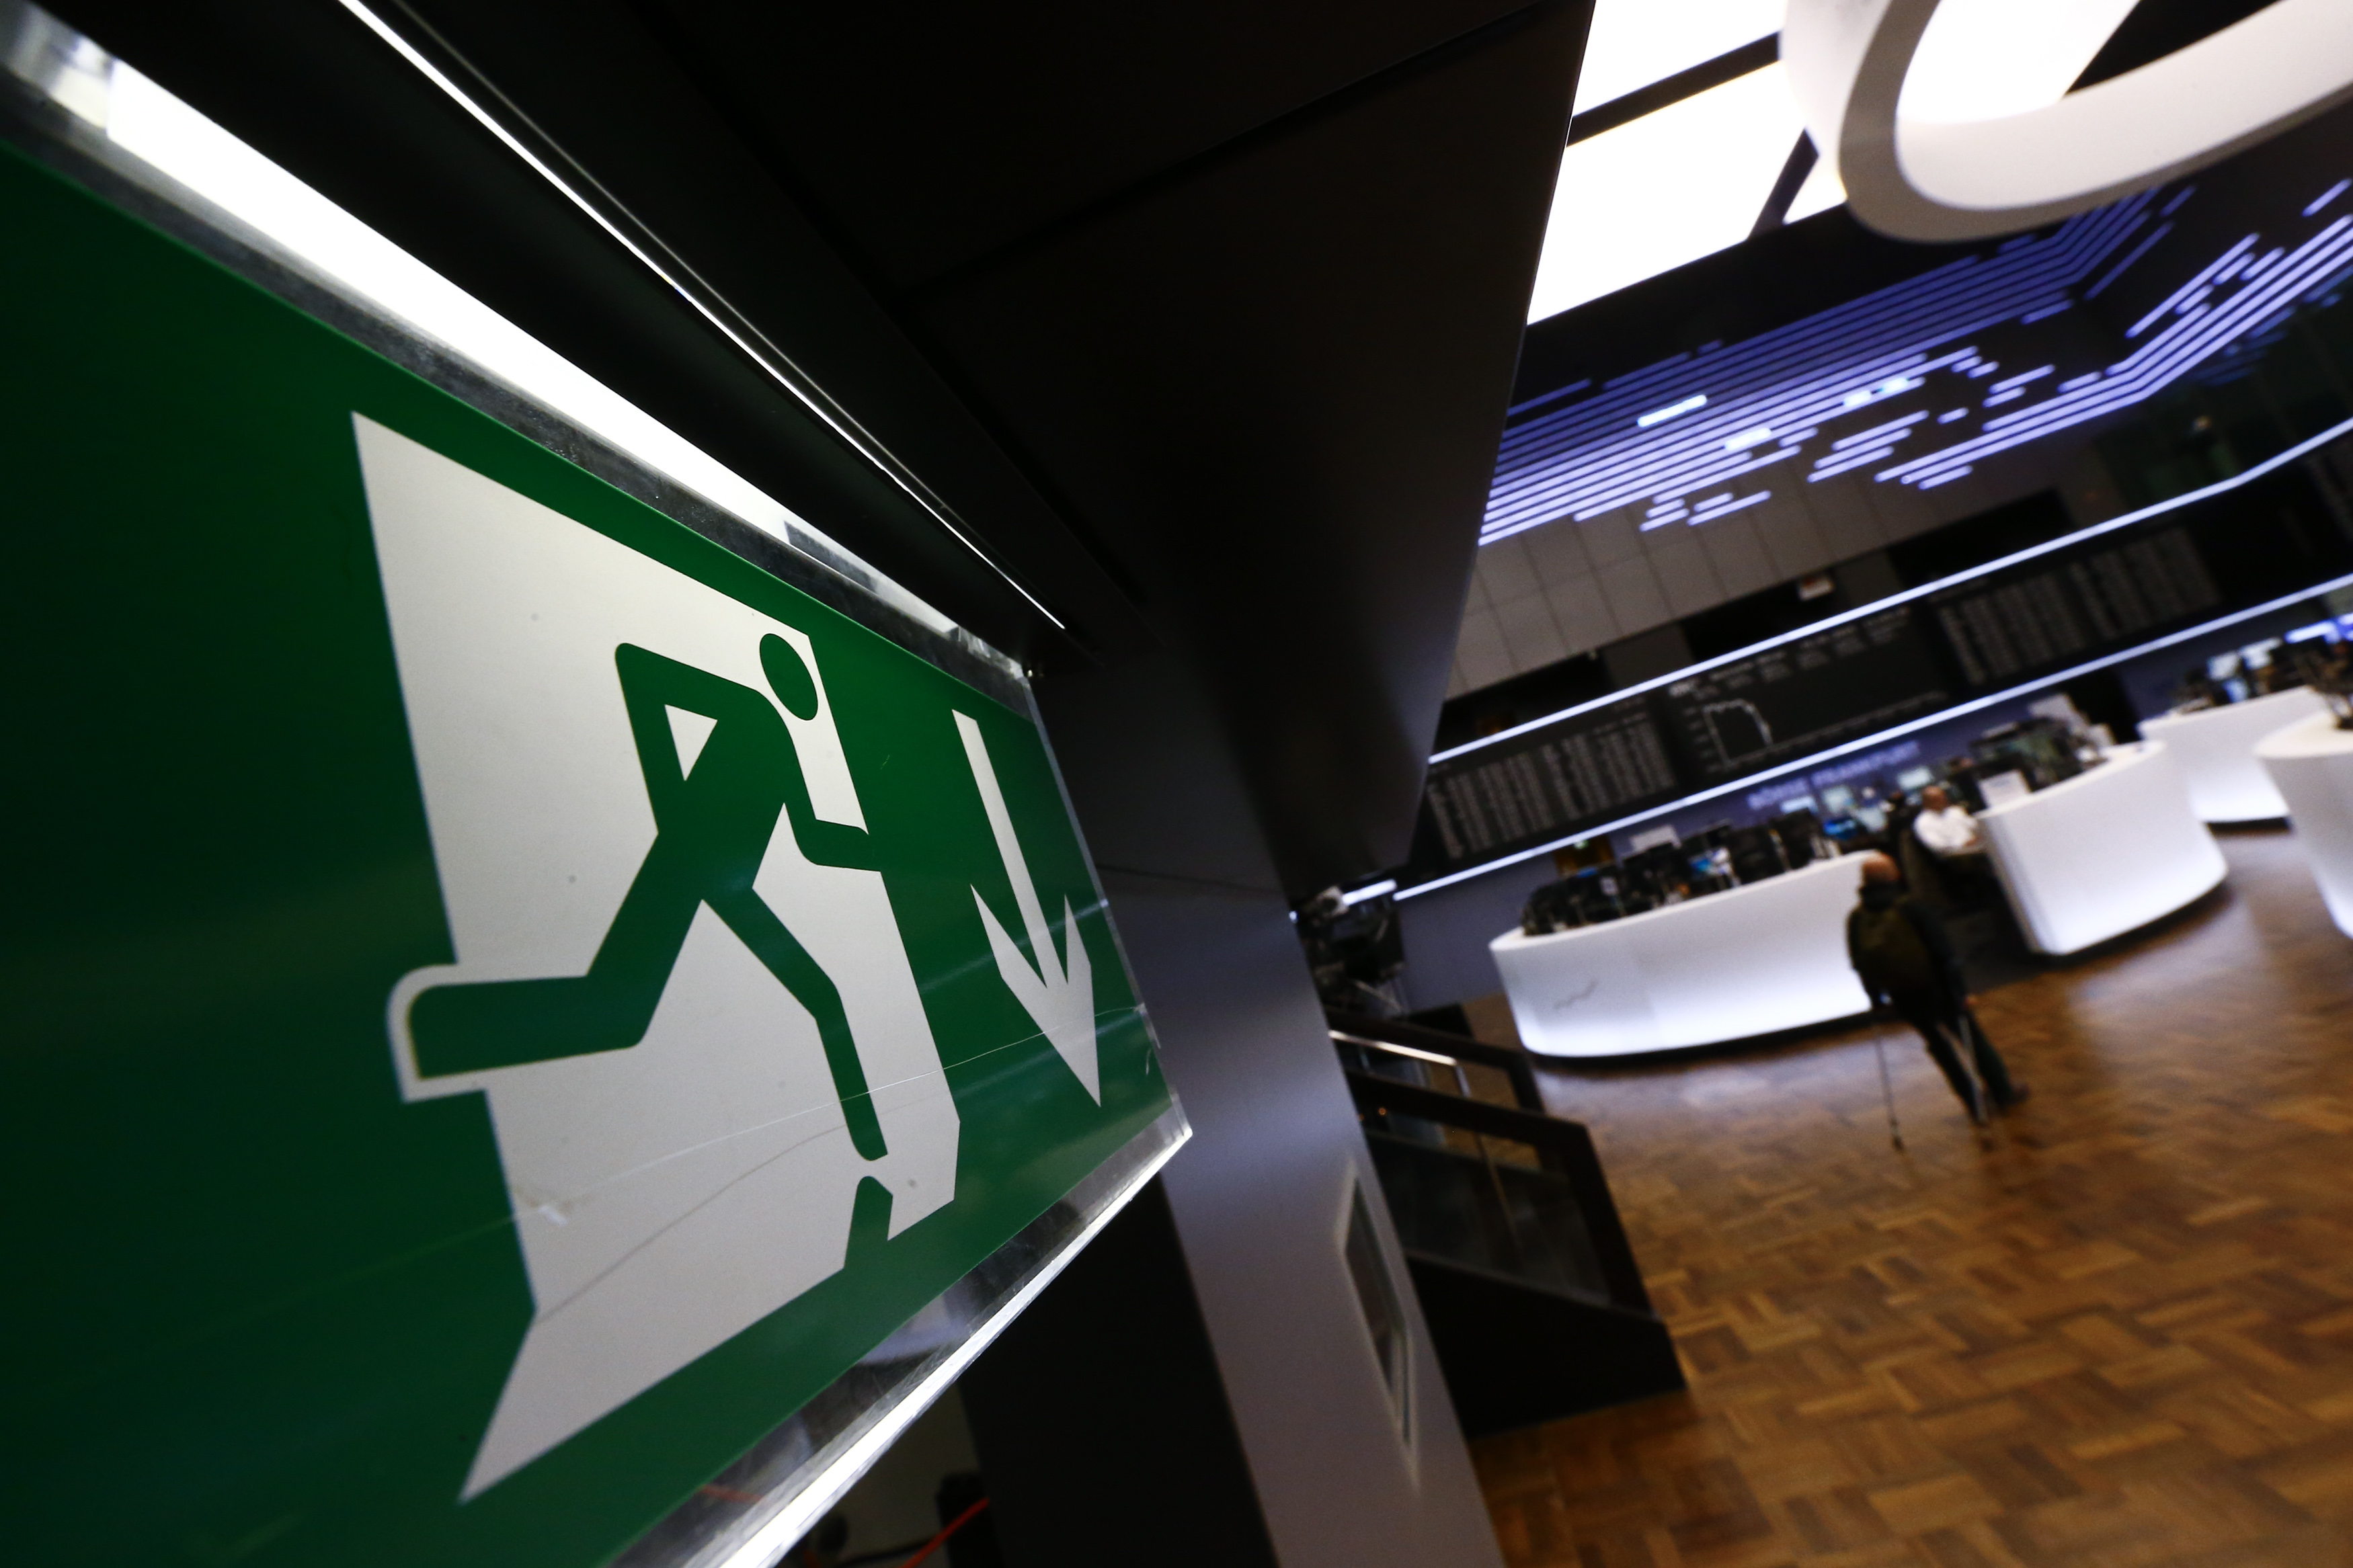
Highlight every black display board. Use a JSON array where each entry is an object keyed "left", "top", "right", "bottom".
[
  {"left": 1931, "top": 527, "right": 2221, "bottom": 685},
  {"left": 1658, "top": 608, "right": 1950, "bottom": 780},
  {"left": 1421, "top": 704, "right": 1677, "bottom": 864}
]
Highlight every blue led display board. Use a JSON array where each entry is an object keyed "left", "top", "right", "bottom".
[{"left": 1486, "top": 104, "right": 2353, "bottom": 550}]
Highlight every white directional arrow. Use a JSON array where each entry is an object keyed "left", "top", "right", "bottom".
[{"left": 955, "top": 711, "right": 1099, "bottom": 1102}]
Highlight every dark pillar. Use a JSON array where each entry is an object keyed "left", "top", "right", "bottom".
[{"left": 957, "top": 654, "right": 1504, "bottom": 1568}]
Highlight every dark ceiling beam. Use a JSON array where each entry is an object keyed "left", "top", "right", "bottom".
[
  {"left": 2075, "top": 0, "right": 2282, "bottom": 89},
  {"left": 1752, "top": 134, "right": 1822, "bottom": 237},
  {"left": 1568, "top": 32, "right": 1779, "bottom": 145}
]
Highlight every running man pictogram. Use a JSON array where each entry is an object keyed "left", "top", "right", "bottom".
[{"left": 408, "top": 634, "right": 889, "bottom": 1159}]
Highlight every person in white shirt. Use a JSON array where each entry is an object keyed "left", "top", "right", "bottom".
[{"left": 1911, "top": 784, "right": 1984, "bottom": 858}]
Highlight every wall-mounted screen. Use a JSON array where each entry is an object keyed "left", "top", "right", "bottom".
[
  {"left": 1659, "top": 608, "right": 1949, "bottom": 780},
  {"left": 1421, "top": 703, "right": 1679, "bottom": 864}
]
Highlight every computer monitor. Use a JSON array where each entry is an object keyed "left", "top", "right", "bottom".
[{"left": 1895, "top": 766, "right": 1935, "bottom": 791}]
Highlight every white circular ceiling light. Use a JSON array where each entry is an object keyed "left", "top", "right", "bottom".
[{"left": 1782, "top": 0, "right": 2353, "bottom": 242}]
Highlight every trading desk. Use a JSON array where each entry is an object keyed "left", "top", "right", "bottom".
[
  {"left": 1490, "top": 854, "right": 1871, "bottom": 1058},
  {"left": 1979, "top": 741, "right": 2226, "bottom": 955}
]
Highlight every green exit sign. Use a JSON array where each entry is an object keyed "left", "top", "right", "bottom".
[{"left": 1, "top": 130, "right": 1174, "bottom": 1568}]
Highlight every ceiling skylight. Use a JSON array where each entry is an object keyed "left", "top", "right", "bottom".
[
  {"left": 1532, "top": 0, "right": 2161, "bottom": 323},
  {"left": 1572, "top": 0, "right": 1785, "bottom": 114},
  {"left": 1786, "top": 152, "right": 1845, "bottom": 222},
  {"left": 1529, "top": 63, "right": 1806, "bottom": 322},
  {"left": 1899, "top": 0, "right": 2141, "bottom": 122}
]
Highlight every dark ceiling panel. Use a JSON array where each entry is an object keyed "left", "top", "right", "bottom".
[
  {"left": 2077, "top": 0, "right": 2282, "bottom": 87},
  {"left": 637, "top": 0, "right": 1540, "bottom": 291},
  {"left": 52, "top": 0, "right": 1103, "bottom": 670},
  {"left": 383, "top": 0, "right": 1166, "bottom": 667},
  {"left": 906, "top": 1, "right": 1587, "bottom": 890}
]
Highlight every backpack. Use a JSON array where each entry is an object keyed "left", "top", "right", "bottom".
[{"left": 1849, "top": 899, "right": 1938, "bottom": 997}]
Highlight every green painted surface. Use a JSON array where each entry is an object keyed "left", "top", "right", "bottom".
[{"left": 0, "top": 142, "right": 1167, "bottom": 1568}]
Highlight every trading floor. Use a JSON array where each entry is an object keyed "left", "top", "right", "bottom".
[{"left": 1476, "top": 830, "right": 2353, "bottom": 1568}]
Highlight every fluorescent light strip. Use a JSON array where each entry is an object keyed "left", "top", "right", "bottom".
[
  {"left": 2130, "top": 235, "right": 2257, "bottom": 337},
  {"left": 1832, "top": 411, "right": 1929, "bottom": 451},
  {"left": 1689, "top": 489, "right": 1772, "bottom": 522},
  {"left": 1605, "top": 352, "right": 1703, "bottom": 395},
  {"left": 1433, "top": 405, "right": 2353, "bottom": 766},
  {"left": 1638, "top": 394, "right": 1710, "bottom": 427},
  {"left": 707, "top": 1123, "right": 1187, "bottom": 1568},
  {"left": 335, "top": 0, "right": 1066, "bottom": 631},
  {"left": 1513, "top": 376, "right": 1595, "bottom": 416},
  {"left": 1807, "top": 441, "right": 1900, "bottom": 479},
  {"left": 2311, "top": 178, "right": 2353, "bottom": 218},
  {"left": 2083, "top": 221, "right": 2176, "bottom": 300},
  {"left": 1339, "top": 879, "right": 1399, "bottom": 906},
  {"left": 1406, "top": 567, "right": 2353, "bottom": 899},
  {"left": 1987, "top": 365, "right": 2054, "bottom": 393},
  {"left": 1330, "top": 1030, "right": 1460, "bottom": 1067}
]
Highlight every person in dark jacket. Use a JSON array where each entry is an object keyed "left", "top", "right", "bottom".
[{"left": 1846, "top": 852, "right": 2028, "bottom": 1122}]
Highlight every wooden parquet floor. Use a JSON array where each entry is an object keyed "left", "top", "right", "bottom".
[{"left": 1472, "top": 831, "right": 2353, "bottom": 1568}]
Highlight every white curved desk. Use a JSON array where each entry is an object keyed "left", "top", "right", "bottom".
[
  {"left": 2257, "top": 712, "right": 2353, "bottom": 938},
  {"left": 1979, "top": 742, "right": 2226, "bottom": 955},
  {"left": 1490, "top": 854, "right": 1870, "bottom": 1058},
  {"left": 2137, "top": 687, "right": 2325, "bottom": 822}
]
